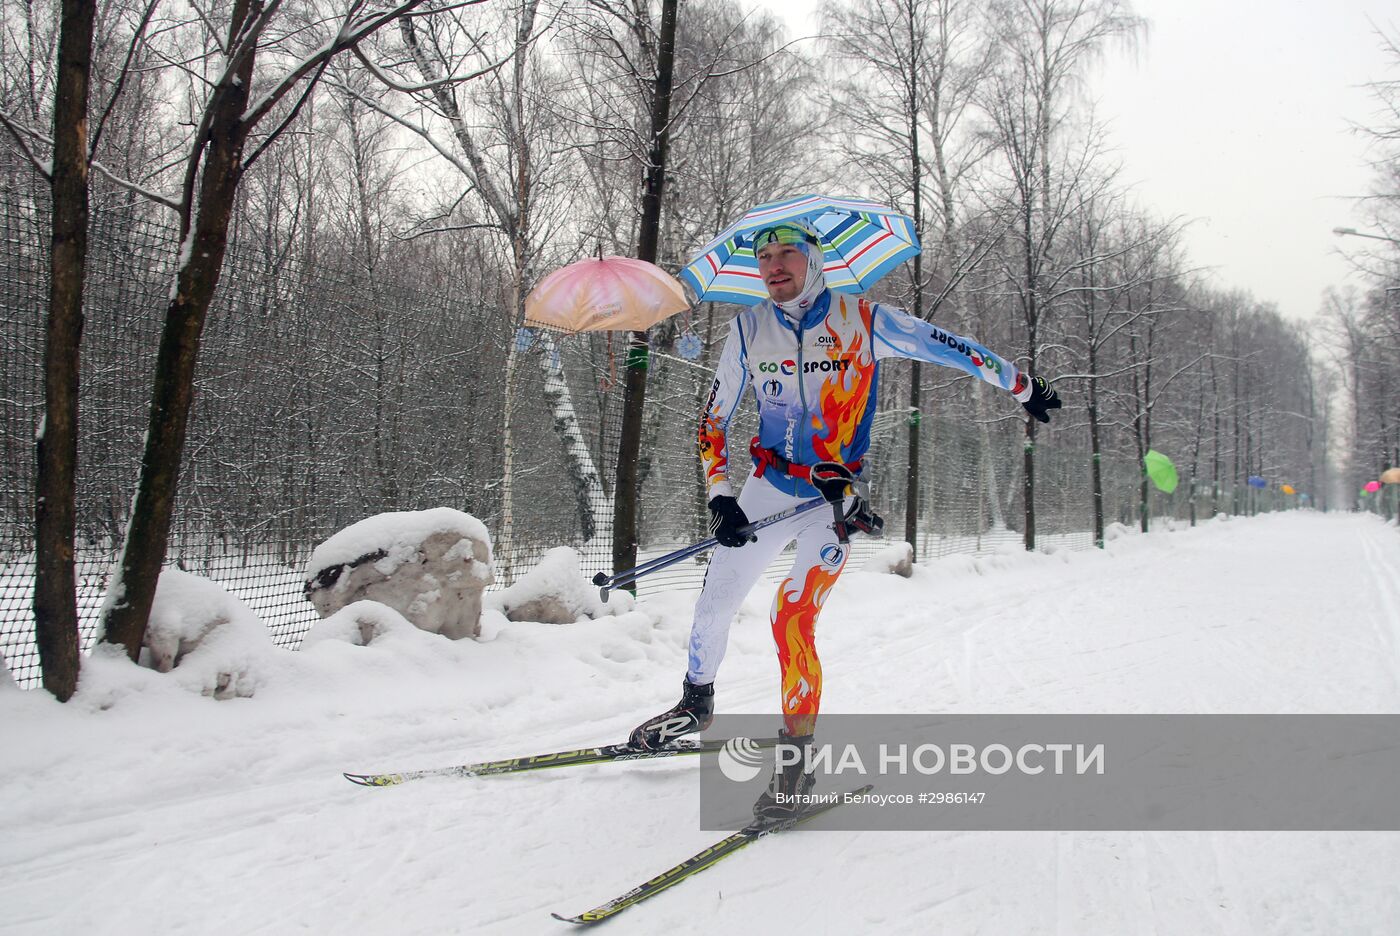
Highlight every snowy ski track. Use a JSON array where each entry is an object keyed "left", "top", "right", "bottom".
[{"left": 2, "top": 511, "right": 1399, "bottom": 935}]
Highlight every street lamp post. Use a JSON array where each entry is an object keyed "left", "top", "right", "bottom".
[
  {"left": 1333, "top": 227, "right": 1400, "bottom": 298},
  {"left": 1332, "top": 226, "right": 1400, "bottom": 246}
]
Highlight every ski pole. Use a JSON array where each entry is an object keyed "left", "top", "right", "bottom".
[{"left": 593, "top": 497, "right": 828, "bottom": 601}]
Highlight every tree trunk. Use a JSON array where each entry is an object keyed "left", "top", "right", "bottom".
[
  {"left": 1020, "top": 199, "right": 1039, "bottom": 551},
  {"left": 34, "top": 0, "right": 95, "bottom": 700},
  {"left": 612, "top": 0, "right": 677, "bottom": 586},
  {"left": 1023, "top": 423, "right": 1037, "bottom": 548},
  {"left": 1210, "top": 354, "right": 1221, "bottom": 516},
  {"left": 1026, "top": 1, "right": 1055, "bottom": 554},
  {"left": 1231, "top": 336, "right": 1242, "bottom": 514},
  {"left": 1021, "top": 316, "right": 1038, "bottom": 550},
  {"left": 904, "top": 365, "right": 922, "bottom": 555},
  {"left": 1087, "top": 373, "right": 1104, "bottom": 548},
  {"left": 901, "top": 8, "right": 924, "bottom": 560},
  {"left": 1129, "top": 333, "right": 1150, "bottom": 533},
  {"left": 1139, "top": 467, "right": 1150, "bottom": 532},
  {"left": 99, "top": 1, "right": 256, "bottom": 658}
]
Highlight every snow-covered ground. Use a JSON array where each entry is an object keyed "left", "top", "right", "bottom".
[{"left": 2, "top": 511, "right": 1399, "bottom": 935}]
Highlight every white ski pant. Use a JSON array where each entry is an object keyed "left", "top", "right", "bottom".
[{"left": 686, "top": 475, "right": 851, "bottom": 735}]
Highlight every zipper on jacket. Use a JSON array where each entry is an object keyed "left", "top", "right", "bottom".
[{"left": 794, "top": 318, "right": 807, "bottom": 466}]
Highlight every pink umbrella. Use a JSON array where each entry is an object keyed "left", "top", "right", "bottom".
[
  {"left": 525, "top": 256, "right": 689, "bottom": 333},
  {"left": 1365, "top": 480, "right": 1382, "bottom": 493}
]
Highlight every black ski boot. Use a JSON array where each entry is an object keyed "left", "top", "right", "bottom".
[
  {"left": 628, "top": 678, "right": 715, "bottom": 750},
  {"left": 752, "top": 729, "right": 817, "bottom": 823}
]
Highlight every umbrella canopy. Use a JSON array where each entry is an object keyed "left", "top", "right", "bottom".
[
  {"left": 680, "top": 194, "right": 920, "bottom": 305},
  {"left": 1364, "top": 480, "right": 1382, "bottom": 493},
  {"left": 524, "top": 256, "right": 688, "bottom": 333},
  {"left": 1280, "top": 484, "right": 1297, "bottom": 495},
  {"left": 1247, "top": 475, "right": 1267, "bottom": 489},
  {"left": 1143, "top": 449, "right": 1179, "bottom": 494},
  {"left": 1381, "top": 467, "right": 1400, "bottom": 484}
]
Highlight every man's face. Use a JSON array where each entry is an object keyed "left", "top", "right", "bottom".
[{"left": 757, "top": 241, "right": 808, "bottom": 303}]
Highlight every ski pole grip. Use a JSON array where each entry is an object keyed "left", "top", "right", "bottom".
[{"left": 592, "top": 572, "right": 609, "bottom": 586}]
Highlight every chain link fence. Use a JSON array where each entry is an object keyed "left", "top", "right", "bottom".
[{"left": 1, "top": 191, "right": 1280, "bottom": 689}]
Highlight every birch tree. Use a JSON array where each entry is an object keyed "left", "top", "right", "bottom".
[{"left": 355, "top": 0, "right": 612, "bottom": 574}]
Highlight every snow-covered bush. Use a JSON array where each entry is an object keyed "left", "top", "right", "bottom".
[
  {"left": 862, "top": 541, "right": 914, "bottom": 578},
  {"left": 1104, "top": 522, "right": 1135, "bottom": 542},
  {"left": 304, "top": 508, "right": 493, "bottom": 639},
  {"left": 495, "top": 546, "right": 633, "bottom": 624},
  {"left": 300, "top": 600, "right": 416, "bottom": 648},
  {"left": 143, "top": 567, "right": 272, "bottom": 699}
]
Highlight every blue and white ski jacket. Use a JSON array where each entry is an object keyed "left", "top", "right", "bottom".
[{"left": 699, "top": 289, "right": 1031, "bottom": 500}]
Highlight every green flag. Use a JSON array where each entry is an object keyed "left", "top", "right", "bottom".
[{"left": 1144, "top": 449, "right": 1179, "bottom": 493}]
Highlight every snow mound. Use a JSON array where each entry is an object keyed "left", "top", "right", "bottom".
[
  {"left": 72, "top": 642, "right": 171, "bottom": 711},
  {"left": 305, "top": 507, "right": 492, "bottom": 583},
  {"left": 1104, "top": 521, "right": 1135, "bottom": 542},
  {"left": 300, "top": 601, "right": 417, "bottom": 648},
  {"left": 495, "top": 546, "right": 634, "bottom": 624},
  {"left": 862, "top": 541, "right": 914, "bottom": 577},
  {"left": 304, "top": 508, "right": 494, "bottom": 640},
  {"left": 143, "top": 567, "right": 274, "bottom": 698}
]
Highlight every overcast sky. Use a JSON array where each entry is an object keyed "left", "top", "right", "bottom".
[{"left": 749, "top": 0, "right": 1396, "bottom": 322}]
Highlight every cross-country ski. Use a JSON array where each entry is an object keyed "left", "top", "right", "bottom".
[
  {"left": 552, "top": 784, "right": 875, "bottom": 926},
  {"left": 342, "top": 736, "right": 782, "bottom": 786}
]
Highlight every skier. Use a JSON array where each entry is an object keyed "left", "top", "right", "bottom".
[{"left": 629, "top": 220, "right": 1061, "bottom": 819}]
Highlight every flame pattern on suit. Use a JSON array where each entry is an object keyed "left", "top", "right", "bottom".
[
  {"left": 772, "top": 561, "right": 843, "bottom": 736},
  {"left": 810, "top": 307, "right": 874, "bottom": 463}
]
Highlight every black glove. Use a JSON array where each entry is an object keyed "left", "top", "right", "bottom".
[
  {"left": 708, "top": 495, "right": 754, "bottom": 548},
  {"left": 843, "top": 497, "right": 885, "bottom": 538},
  {"left": 1022, "top": 376, "right": 1062, "bottom": 424},
  {"left": 810, "top": 462, "right": 856, "bottom": 503}
]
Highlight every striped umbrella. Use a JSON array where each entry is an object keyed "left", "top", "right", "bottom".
[{"left": 680, "top": 194, "right": 920, "bottom": 305}]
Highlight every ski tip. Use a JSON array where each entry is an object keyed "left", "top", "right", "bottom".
[
  {"left": 550, "top": 912, "right": 587, "bottom": 925},
  {"left": 343, "top": 772, "right": 404, "bottom": 787}
]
